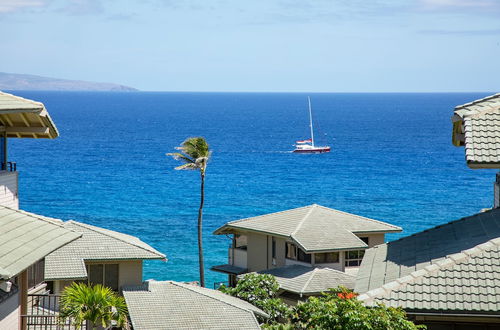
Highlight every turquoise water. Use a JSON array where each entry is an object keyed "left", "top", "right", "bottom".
[{"left": 10, "top": 91, "right": 496, "bottom": 287}]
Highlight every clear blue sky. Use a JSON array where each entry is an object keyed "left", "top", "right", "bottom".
[{"left": 1, "top": 0, "right": 499, "bottom": 92}]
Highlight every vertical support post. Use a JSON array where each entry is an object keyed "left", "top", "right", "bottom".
[
  {"left": 19, "top": 270, "right": 28, "bottom": 330},
  {"left": 494, "top": 172, "right": 500, "bottom": 209},
  {"left": 2, "top": 132, "right": 7, "bottom": 171}
]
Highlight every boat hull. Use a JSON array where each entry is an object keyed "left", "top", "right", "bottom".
[{"left": 293, "top": 147, "right": 331, "bottom": 154}]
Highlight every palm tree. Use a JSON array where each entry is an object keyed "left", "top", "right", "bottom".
[
  {"left": 59, "top": 282, "right": 128, "bottom": 330},
  {"left": 167, "top": 137, "right": 210, "bottom": 287}
]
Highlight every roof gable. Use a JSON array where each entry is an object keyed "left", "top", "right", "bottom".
[
  {"left": 45, "top": 220, "right": 166, "bottom": 280},
  {"left": 215, "top": 204, "right": 401, "bottom": 252}
]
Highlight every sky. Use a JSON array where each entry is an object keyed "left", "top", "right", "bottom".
[{"left": 1, "top": 0, "right": 499, "bottom": 92}]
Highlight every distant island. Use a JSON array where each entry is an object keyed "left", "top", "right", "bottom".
[{"left": 0, "top": 72, "right": 138, "bottom": 91}]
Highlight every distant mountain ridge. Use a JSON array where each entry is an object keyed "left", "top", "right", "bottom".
[{"left": 0, "top": 72, "right": 138, "bottom": 91}]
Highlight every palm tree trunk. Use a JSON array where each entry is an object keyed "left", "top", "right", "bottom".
[{"left": 198, "top": 171, "right": 205, "bottom": 287}]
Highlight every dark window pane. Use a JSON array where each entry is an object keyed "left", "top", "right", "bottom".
[
  {"left": 104, "top": 264, "right": 119, "bottom": 291},
  {"left": 326, "top": 252, "right": 339, "bottom": 263},
  {"left": 297, "top": 248, "right": 311, "bottom": 263},
  {"left": 88, "top": 264, "right": 104, "bottom": 286}
]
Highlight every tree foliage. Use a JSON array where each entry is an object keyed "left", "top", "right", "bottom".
[
  {"left": 59, "top": 282, "right": 128, "bottom": 330},
  {"left": 291, "top": 287, "right": 425, "bottom": 330},
  {"left": 219, "top": 273, "right": 291, "bottom": 324},
  {"left": 221, "top": 275, "right": 424, "bottom": 330}
]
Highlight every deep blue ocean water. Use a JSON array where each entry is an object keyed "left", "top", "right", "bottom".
[{"left": 9, "top": 91, "right": 496, "bottom": 287}]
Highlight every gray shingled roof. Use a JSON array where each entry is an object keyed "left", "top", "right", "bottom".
[
  {"left": 355, "top": 208, "right": 500, "bottom": 314},
  {"left": 256, "top": 265, "right": 356, "bottom": 295},
  {"left": 122, "top": 280, "right": 267, "bottom": 330},
  {"left": 0, "top": 206, "right": 81, "bottom": 280},
  {"left": 0, "top": 91, "right": 59, "bottom": 138},
  {"left": 452, "top": 93, "right": 500, "bottom": 168},
  {"left": 214, "top": 204, "right": 401, "bottom": 252},
  {"left": 45, "top": 221, "right": 166, "bottom": 280}
]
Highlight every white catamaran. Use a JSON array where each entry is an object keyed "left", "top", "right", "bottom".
[{"left": 293, "top": 97, "right": 331, "bottom": 153}]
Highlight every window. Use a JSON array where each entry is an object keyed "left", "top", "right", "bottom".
[
  {"left": 345, "top": 250, "right": 365, "bottom": 267},
  {"left": 286, "top": 242, "right": 311, "bottom": 263},
  {"left": 86, "top": 264, "right": 119, "bottom": 291},
  {"left": 234, "top": 234, "right": 247, "bottom": 250},
  {"left": 314, "top": 252, "right": 339, "bottom": 264},
  {"left": 27, "top": 259, "right": 45, "bottom": 289},
  {"left": 359, "top": 237, "right": 369, "bottom": 245}
]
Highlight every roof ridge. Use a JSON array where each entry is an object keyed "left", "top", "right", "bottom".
[
  {"left": 454, "top": 93, "right": 500, "bottom": 111},
  {"left": 358, "top": 236, "right": 500, "bottom": 304},
  {"left": 2, "top": 206, "right": 66, "bottom": 227},
  {"left": 291, "top": 204, "right": 316, "bottom": 237},
  {"left": 171, "top": 281, "right": 263, "bottom": 316},
  {"left": 226, "top": 204, "right": 314, "bottom": 226},
  {"left": 300, "top": 267, "right": 318, "bottom": 294},
  {"left": 65, "top": 220, "right": 165, "bottom": 259},
  {"left": 314, "top": 204, "right": 402, "bottom": 231}
]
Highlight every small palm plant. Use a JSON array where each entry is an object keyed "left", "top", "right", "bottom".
[
  {"left": 59, "top": 282, "right": 128, "bottom": 330},
  {"left": 167, "top": 137, "right": 210, "bottom": 287}
]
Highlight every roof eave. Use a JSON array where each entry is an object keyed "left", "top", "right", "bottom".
[
  {"left": 214, "top": 225, "right": 290, "bottom": 238},
  {"left": 466, "top": 161, "right": 500, "bottom": 169}
]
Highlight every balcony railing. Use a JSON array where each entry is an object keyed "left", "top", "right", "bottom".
[
  {"left": 1, "top": 161, "right": 16, "bottom": 172},
  {"left": 22, "top": 294, "right": 88, "bottom": 329}
]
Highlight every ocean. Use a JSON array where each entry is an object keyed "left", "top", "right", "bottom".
[{"left": 9, "top": 91, "right": 496, "bottom": 287}]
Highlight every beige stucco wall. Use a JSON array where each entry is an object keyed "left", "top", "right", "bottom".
[
  {"left": 0, "top": 171, "right": 18, "bottom": 209},
  {"left": 0, "top": 290, "right": 19, "bottom": 330},
  {"left": 273, "top": 237, "right": 287, "bottom": 268},
  {"left": 246, "top": 233, "right": 268, "bottom": 272},
  {"left": 355, "top": 233, "right": 385, "bottom": 247},
  {"left": 52, "top": 260, "right": 143, "bottom": 295}
]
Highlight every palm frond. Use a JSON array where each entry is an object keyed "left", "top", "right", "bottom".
[
  {"left": 175, "top": 163, "right": 198, "bottom": 170},
  {"left": 166, "top": 152, "right": 195, "bottom": 164}
]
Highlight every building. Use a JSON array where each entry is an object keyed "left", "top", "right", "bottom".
[
  {"left": 0, "top": 206, "right": 81, "bottom": 330},
  {"left": 452, "top": 93, "right": 500, "bottom": 207},
  {"left": 212, "top": 204, "right": 401, "bottom": 286},
  {"left": 123, "top": 280, "right": 267, "bottom": 330},
  {"left": 0, "top": 91, "right": 166, "bottom": 329},
  {"left": 355, "top": 209, "right": 500, "bottom": 329},
  {"left": 44, "top": 220, "right": 166, "bottom": 295}
]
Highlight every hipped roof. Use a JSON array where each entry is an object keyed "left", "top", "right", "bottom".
[
  {"left": 123, "top": 280, "right": 266, "bottom": 330},
  {"left": 0, "top": 91, "right": 59, "bottom": 138},
  {"left": 214, "top": 204, "right": 401, "bottom": 252},
  {"left": 45, "top": 220, "right": 166, "bottom": 280},
  {"left": 356, "top": 208, "right": 500, "bottom": 315}
]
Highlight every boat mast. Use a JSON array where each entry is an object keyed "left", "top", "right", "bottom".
[{"left": 308, "top": 96, "right": 315, "bottom": 147}]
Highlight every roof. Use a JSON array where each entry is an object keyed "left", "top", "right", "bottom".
[
  {"left": 214, "top": 204, "right": 401, "bottom": 252},
  {"left": 355, "top": 208, "right": 500, "bottom": 315},
  {"left": 122, "top": 280, "right": 267, "bottom": 330},
  {"left": 452, "top": 93, "right": 500, "bottom": 168},
  {"left": 0, "top": 91, "right": 59, "bottom": 138},
  {"left": 256, "top": 265, "right": 356, "bottom": 295},
  {"left": 211, "top": 264, "right": 247, "bottom": 275},
  {"left": 0, "top": 206, "right": 81, "bottom": 280},
  {"left": 44, "top": 220, "right": 166, "bottom": 280}
]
